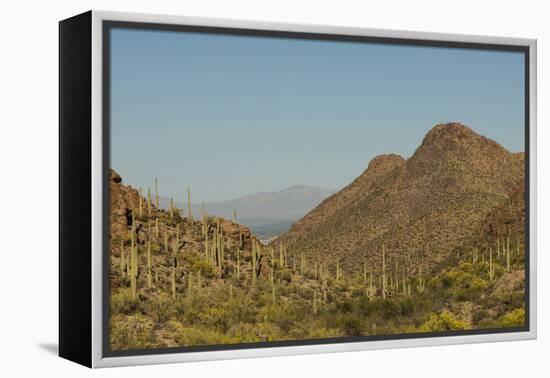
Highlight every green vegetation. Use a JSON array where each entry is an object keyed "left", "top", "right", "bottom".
[{"left": 109, "top": 175, "right": 526, "bottom": 351}]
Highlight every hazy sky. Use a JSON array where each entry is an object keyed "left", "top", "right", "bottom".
[{"left": 110, "top": 28, "right": 525, "bottom": 202}]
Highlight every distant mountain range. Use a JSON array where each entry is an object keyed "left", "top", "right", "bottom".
[{"left": 159, "top": 185, "right": 335, "bottom": 239}]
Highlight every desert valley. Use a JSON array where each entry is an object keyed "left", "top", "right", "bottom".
[{"left": 109, "top": 123, "right": 526, "bottom": 350}]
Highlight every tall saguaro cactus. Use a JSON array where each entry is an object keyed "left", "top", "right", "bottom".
[
  {"left": 170, "top": 198, "right": 174, "bottom": 220},
  {"left": 155, "top": 217, "right": 159, "bottom": 238},
  {"left": 382, "top": 244, "right": 387, "bottom": 299},
  {"left": 129, "top": 224, "right": 138, "bottom": 300},
  {"left": 313, "top": 291, "right": 318, "bottom": 314},
  {"left": 139, "top": 188, "right": 143, "bottom": 218},
  {"left": 164, "top": 225, "right": 168, "bottom": 252},
  {"left": 417, "top": 258, "right": 425, "bottom": 293},
  {"left": 363, "top": 259, "right": 367, "bottom": 286},
  {"left": 187, "top": 187, "right": 193, "bottom": 225},
  {"left": 155, "top": 177, "right": 159, "bottom": 209},
  {"left": 120, "top": 238, "right": 125, "bottom": 280},
  {"left": 147, "top": 188, "right": 152, "bottom": 217},
  {"left": 147, "top": 239, "right": 152, "bottom": 288},
  {"left": 201, "top": 201, "right": 207, "bottom": 239},
  {"left": 506, "top": 236, "right": 511, "bottom": 272},
  {"left": 489, "top": 247, "right": 495, "bottom": 281},
  {"left": 171, "top": 230, "right": 178, "bottom": 299}
]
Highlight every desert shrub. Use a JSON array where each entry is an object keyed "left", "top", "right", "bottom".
[
  {"left": 459, "top": 262, "right": 473, "bottom": 272},
  {"left": 308, "top": 327, "right": 342, "bottom": 339},
  {"left": 397, "top": 297, "right": 416, "bottom": 316},
  {"left": 111, "top": 288, "right": 139, "bottom": 315},
  {"left": 143, "top": 292, "right": 176, "bottom": 324},
  {"left": 419, "top": 310, "right": 468, "bottom": 332},
  {"left": 476, "top": 317, "right": 499, "bottom": 329},
  {"left": 335, "top": 299, "right": 354, "bottom": 314},
  {"left": 500, "top": 308, "right": 525, "bottom": 328},
  {"left": 340, "top": 314, "right": 366, "bottom": 336},
  {"left": 484, "top": 291, "right": 525, "bottom": 314},
  {"left": 472, "top": 308, "right": 490, "bottom": 324},
  {"left": 252, "top": 322, "right": 283, "bottom": 342},
  {"left": 280, "top": 270, "right": 293, "bottom": 283},
  {"left": 226, "top": 323, "right": 262, "bottom": 343},
  {"left": 225, "top": 294, "right": 258, "bottom": 324},
  {"left": 110, "top": 314, "right": 155, "bottom": 350},
  {"left": 175, "top": 294, "right": 210, "bottom": 324},
  {"left": 258, "top": 303, "right": 296, "bottom": 332},
  {"left": 164, "top": 213, "right": 183, "bottom": 227},
  {"left": 202, "top": 306, "right": 231, "bottom": 332},
  {"left": 446, "top": 270, "right": 488, "bottom": 290},
  {"left": 183, "top": 253, "right": 217, "bottom": 279},
  {"left": 173, "top": 325, "right": 234, "bottom": 346},
  {"left": 380, "top": 299, "right": 400, "bottom": 320}
]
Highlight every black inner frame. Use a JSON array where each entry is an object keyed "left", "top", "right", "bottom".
[{"left": 102, "top": 20, "right": 531, "bottom": 358}]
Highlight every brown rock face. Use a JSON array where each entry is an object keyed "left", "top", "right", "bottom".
[
  {"left": 109, "top": 169, "right": 143, "bottom": 236},
  {"left": 277, "top": 123, "right": 525, "bottom": 273},
  {"left": 220, "top": 219, "right": 251, "bottom": 240}
]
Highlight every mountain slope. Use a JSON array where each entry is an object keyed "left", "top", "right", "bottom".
[{"left": 276, "top": 123, "right": 525, "bottom": 273}]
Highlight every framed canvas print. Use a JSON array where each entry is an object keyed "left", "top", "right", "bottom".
[{"left": 59, "top": 10, "right": 537, "bottom": 368}]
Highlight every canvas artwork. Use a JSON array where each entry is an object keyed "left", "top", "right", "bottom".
[{"left": 106, "top": 27, "right": 527, "bottom": 352}]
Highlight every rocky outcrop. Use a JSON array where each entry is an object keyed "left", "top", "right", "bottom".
[
  {"left": 109, "top": 169, "right": 146, "bottom": 236},
  {"left": 109, "top": 169, "right": 252, "bottom": 247}
]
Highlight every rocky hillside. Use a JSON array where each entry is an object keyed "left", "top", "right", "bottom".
[
  {"left": 107, "top": 121, "right": 527, "bottom": 350},
  {"left": 276, "top": 123, "right": 525, "bottom": 273}
]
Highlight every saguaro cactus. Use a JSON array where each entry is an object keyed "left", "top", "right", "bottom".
[
  {"left": 489, "top": 247, "right": 495, "bottom": 281},
  {"left": 506, "top": 236, "right": 511, "bottom": 272},
  {"left": 175, "top": 224, "right": 180, "bottom": 254},
  {"left": 171, "top": 257, "right": 177, "bottom": 299},
  {"left": 382, "top": 244, "right": 387, "bottom": 299},
  {"left": 155, "top": 177, "right": 159, "bottom": 209},
  {"left": 201, "top": 202, "right": 207, "bottom": 238},
  {"left": 363, "top": 259, "right": 367, "bottom": 286},
  {"left": 139, "top": 188, "right": 143, "bottom": 218},
  {"left": 147, "top": 240, "right": 152, "bottom": 288},
  {"left": 164, "top": 225, "right": 168, "bottom": 252},
  {"left": 313, "top": 291, "right": 318, "bottom": 314},
  {"left": 120, "top": 238, "right": 125, "bottom": 280},
  {"left": 402, "top": 266, "right": 407, "bottom": 296},
  {"left": 417, "top": 259, "right": 425, "bottom": 293},
  {"left": 368, "top": 270, "right": 375, "bottom": 300},
  {"left": 187, "top": 273, "right": 193, "bottom": 298},
  {"left": 204, "top": 232, "right": 209, "bottom": 261},
  {"left": 170, "top": 198, "right": 174, "bottom": 220},
  {"left": 187, "top": 187, "right": 193, "bottom": 225},
  {"left": 147, "top": 188, "right": 152, "bottom": 217},
  {"left": 251, "top": 240, "right": 257, "bottom": 285},
  {"left": 236, "top": 249, "right": 241, "bottom": 278},
  {"left": 155, "top": 217, "right": 159, "bottom": 238},
  {"left": 130, "top": 224, "right": 138, "bottom": 300}
]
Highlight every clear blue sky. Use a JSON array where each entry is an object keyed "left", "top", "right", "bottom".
[{"left": 110, "top": 28, "right": 525, "bottom": 203}]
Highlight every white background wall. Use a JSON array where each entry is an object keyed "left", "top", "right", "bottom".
[{"left": 0, "top": 0, "right": 547, "bottom": 376}]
